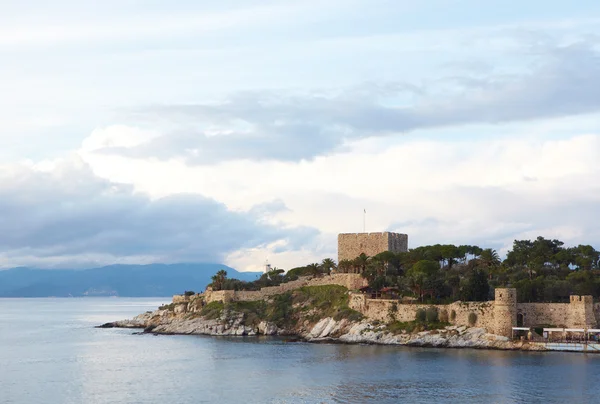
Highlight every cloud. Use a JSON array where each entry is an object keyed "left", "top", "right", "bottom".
[
  {"left": 0, "top": 156, "right": 318, "bottom": 268},
  {"left": 89, "top": 40, "right": 600, "bottom": 164},
  {"left": 80, "top": 130, "right": 600, "bottom": 261}
]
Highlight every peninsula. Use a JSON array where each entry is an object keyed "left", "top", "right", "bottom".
[{"left": 102, "top": 232, "right": 600, "bottom": 353}]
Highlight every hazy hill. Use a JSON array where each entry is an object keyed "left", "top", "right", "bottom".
[{"left": 0, "top": 263, "right": 262, "bottom": 297}]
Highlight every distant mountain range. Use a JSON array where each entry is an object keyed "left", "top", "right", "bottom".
[{"left": 0, "top": 264, "right": 262, "bottom": 297}]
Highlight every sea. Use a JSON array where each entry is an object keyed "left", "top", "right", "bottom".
[{"left": 1, "top": 298, "right": 599, "bottom": 404}]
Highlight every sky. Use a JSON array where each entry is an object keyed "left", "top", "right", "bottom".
[{"left": 1, "top": 0, "right": 600, "bottom": 270}]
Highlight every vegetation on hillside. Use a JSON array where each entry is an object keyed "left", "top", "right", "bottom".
[
  {"left": 205, "top": 237, "right": 600, "bottom": 304},
  {"left": 197, "top": 285, "right": 362, "bottom": 329},
  {"left": 207, "top": 259, "right": 337, "bottom": 292},
  {"left": 336, "top": 237, "right": 600, "bottom": 303}
]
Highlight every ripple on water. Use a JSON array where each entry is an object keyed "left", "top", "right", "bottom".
[{"left": 1, "top": 299, "right": 600, "bottom": 404}]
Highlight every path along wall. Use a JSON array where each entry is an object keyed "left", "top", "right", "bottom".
[
  {"left": 200, "top": 273, "right": 368, "bottom": 304},
  {"left": 176, "top": 282, "right": 599, "bottom": 337}
]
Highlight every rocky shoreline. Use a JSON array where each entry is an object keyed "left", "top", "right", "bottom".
[{"left": 99, "top": 308, "right": 546, "bottom": 352}]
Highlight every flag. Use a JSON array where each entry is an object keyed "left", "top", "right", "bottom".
[{"left": 364, "top": 208, "right": 366, "bottom": 213}]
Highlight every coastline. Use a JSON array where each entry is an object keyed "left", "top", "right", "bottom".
[{"left": 99, "top": 308, "right": 549, "bottom": 353}]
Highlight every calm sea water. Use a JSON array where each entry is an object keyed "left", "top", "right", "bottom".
[{"left": 1, "top": 298, "right": 599, "bottom": 404}]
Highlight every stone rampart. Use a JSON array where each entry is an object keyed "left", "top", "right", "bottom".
[
  {"left": 517, "top": 296, "right": 595, "bottom": 329},
  {"left": 337, "top": 232, "right": 408, "bottom": 262},
  {"left": 172, "top": 295, "right": 190, "bottom": 304},
  {"left": 594, "top": 303, "right": 600, "bottom": 326},
  {"left": 517, "top": 303, "right": 570, "bottom": 327},
  {"left": 198, "top": 274, "right": 368, "bottom": 304},
  {"left": 176, "top": 283, "right": 599, "bottom": 338},
  {"left": 349, "top": 295, "right": 495, "bottom": 330},
  {"left": 349, "top": 290, "right": 598, "bottom": 336}
]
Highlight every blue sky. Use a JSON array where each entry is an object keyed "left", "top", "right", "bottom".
[{"left": 1, "top": 1, "right": 599, "bottom": 269}]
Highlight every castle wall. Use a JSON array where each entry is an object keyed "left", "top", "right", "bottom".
[
  {"left": 388, "top": 232, "right": 409, "bottom": 255},
  {"left": 517, "top": 303, "right": 570, "bottom": 327},
  {"left": 517, "top": 296, "right": 596, "bottom": 329},
  {"left": 179, "top": 282, "right": 599, "bottom": 338},
  {"left": 172, "top": 295, "right": 190, "bottom": 304},
  {"left": 337, "top": 232, "right": 408, "bottom": 262},
  {"left": 594, "top": 303, "right": 600, "bottom": 326},
  {"left": 200, "top": 274, "right": 368, "bottom": 304},
  {"left": 348, "top": 294, "right": 496, "bottom": 331}
]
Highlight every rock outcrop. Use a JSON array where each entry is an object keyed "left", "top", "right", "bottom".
[{"left": 100, "top": 306, "right": 546, "bottom": 352}]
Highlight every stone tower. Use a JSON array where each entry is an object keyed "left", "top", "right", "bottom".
[
  {"left": 337, "top": 232, "right": 408, "bottom": 263},
  {"left": 568, "top": 295, "right": 596, "bottom": 328},
  {"left": 494, "top": 288, "right": 517, "bottom": 338}
]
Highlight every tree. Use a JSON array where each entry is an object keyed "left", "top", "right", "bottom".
[
  {"left": 440, "top": 244, "right": 461, "bottom": 269},
  {"left": 352, "top": 253, "right": 369, "bottom": 274},
  {"left": 572, "top": 245, "right": 599, "bottom": 271},
  {"left": 338, "top": 259, "right": 353, "bottom": 274},
  {"left": 306, "top": 263, "right": 321, "bottom": 276},
  {"left": 266, "top": 268, "right": 285, "bottom": 281},
  {"left": 479, "top": 248, "right": 500, "bottom": 268},
  {"left": 461, "top": 268, "right": 490, "bottom": 301},
  {"left": 406, "top": 260, "right": 440, "bottom": 302},
  {"left": 320, "top": 258, "right": 337, "bottom": 275},
  {"left": 210, "top": 270, "right": 228, "bottom": 291}
]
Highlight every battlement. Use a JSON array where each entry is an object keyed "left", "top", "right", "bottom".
[
  {"left": 570, "top": 295, "right": 593, "bottom": 304},
  {"left": 494, "top": 288, "right": 517, "bottom": 305},
  {"left": 337, "top": 232, "right": 408, "bottom": 262}
]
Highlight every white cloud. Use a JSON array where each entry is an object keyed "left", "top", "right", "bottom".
[
  {"left": 1, "top": 1, "right": 600, "bottom": 270},
  {"left": 79, "top": 127, "right": 600, "bottom": 264},
  {"left": 81, "top": 125, "right": 161, "bottom": 153},
  {"left": 0, "top": 156, "right": 319, "bottom": 268}
]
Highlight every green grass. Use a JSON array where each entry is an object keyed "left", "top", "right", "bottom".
[
  {"left": 158, "top": 303, "right": 177, "bottom": 311},
  {"left": 196, "top": 285, "right": 363, "bottom": 328},
  {"left": 227, "top": 300, "right": 268, "bottom": 327},
  {"left": 385, "top": 320, "right": 450, "bottom": 335},
  {"left": 200, "top": 301, "right": 225, "bottom": 320},
  {"left": 292, "top": 285, "right": 363, "bottom": 323}
]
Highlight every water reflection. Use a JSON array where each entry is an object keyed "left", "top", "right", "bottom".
[{"left": 2, "top": 299, "right": 600, "bottom": 404}]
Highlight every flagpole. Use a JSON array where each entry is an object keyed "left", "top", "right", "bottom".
[{"left": 363, "top": 209, "right": 366, "bottom": 233}]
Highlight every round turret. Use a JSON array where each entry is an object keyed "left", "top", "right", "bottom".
[{"left": 494, "top": 288, "right": 517, "bottom": 337}]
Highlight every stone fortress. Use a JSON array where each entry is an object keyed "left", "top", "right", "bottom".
[
  {"left": 337, "top": 232, "right": 408, "bottom": 262},
  {"left": 179, "top": 231, "right": 600, "bottom": 339}
]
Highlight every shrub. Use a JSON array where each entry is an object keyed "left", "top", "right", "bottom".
[
  {"left": 450, "top": 310, "right": 457, "bottom": 321},
  {"left": 387, "top": 321, "right": 418, "bottom": 334},
  {"left": 200, "top": 301, "right": 225, "bottom": 320},
  {"left": 439, "top": 309, "right": 449, "bottom": 323},
  {"left": 334, "top": 307, "right": 363, "bottom": 322},
  {"left": 184, "top": 290, "right": 195, "bottom": 297},
  {"left": 425, "top": 307, "right": 439, "bottom": 323},
  {"left": 158, "top": 303, "right": 176, "bottom": 311},
  {"left": 468, "top": 312, "right": 477, "bottom": 326},
  {"left": 415, "top": 308, "right": 426, "bottom": 322},
  {"left": 388, "top": 302, "right": 398, "bottom": 321}
]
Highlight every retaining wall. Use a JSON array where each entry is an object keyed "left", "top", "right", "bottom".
[{"left": 200, "top": 273, "right": 368, "bottom": 304}]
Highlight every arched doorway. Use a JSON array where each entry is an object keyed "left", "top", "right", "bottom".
[{"left": 517, "top": 313, "right": 524, "bottom": 327}]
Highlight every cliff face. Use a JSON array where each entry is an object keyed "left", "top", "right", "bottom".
[{"left": 100, "top": 285, "right": 545, "bottom": 351}]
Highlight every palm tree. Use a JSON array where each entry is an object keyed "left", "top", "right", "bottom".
[
  {"left": 353, "top": 253, "right": 369, "bottom": 274},
  {"left": 321, "top": 258, "right": 336, "bottom": 275},
  {"left": 479, "top": 249, "right": 501, "bottom": 280},
  {"left": 338, "top": 259, "right": 353, "bottom": 274},
  {"left": 479, "top": 249, "right": 501, "bottom": 268},
  {"left": 306, "top": 263, "right": 321, "bottom": 276},
  {"left": 210, "top": 270, "right": 228, "bottom": 291}
]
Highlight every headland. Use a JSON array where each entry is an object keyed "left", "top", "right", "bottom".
[{"left": 101, "top": 232, "right": 600, "bottom": 353}]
